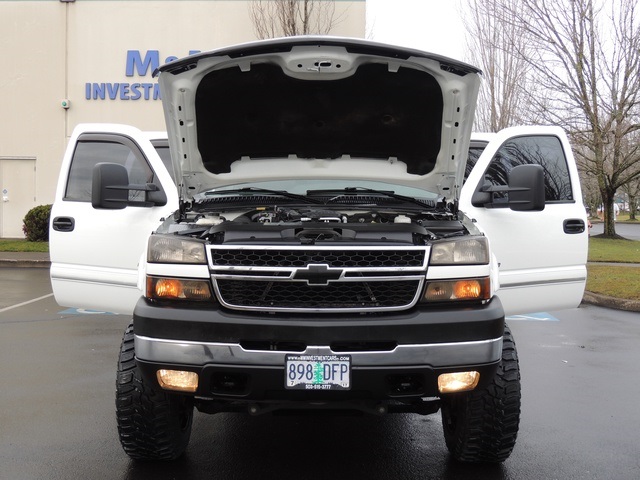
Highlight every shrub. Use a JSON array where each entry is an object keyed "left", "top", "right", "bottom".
[{"left": 22, "top": 204, "right": 52, "bottom": 242}]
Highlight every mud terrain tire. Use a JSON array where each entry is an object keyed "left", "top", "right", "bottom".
[
  {"left": 116, "top": 322, "right": 194, "bottom": 460},
  {"left": 441, "top": 323, "right": 521, "bottom": 463}
]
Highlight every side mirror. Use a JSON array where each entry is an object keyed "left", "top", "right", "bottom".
[
  {"left": 508, "top": 164, "right": 545, "bottom": 211},
  {"left": 92, "top": 163, "right": 167, "bottom": 209},
  {"left": 471, "top": 164, "right": 545, "bottom": 212},
  {"left": 92, "top": 163, "right": 128, "bottom": 209}
]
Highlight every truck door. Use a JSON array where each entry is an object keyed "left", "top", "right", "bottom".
[
  {"left": 50, "top": 124, "right": 177, "bottom": 314},
  {"left": 459, "top": 126, "right": 588, "bottom": 316}
]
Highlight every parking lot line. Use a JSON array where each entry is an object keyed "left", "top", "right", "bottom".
[
  {"left": 0, "top": 293, "right": 54, "bottom": 314},
  {"left": 507, "top": 312, "right": 559, "bottom": 321}
]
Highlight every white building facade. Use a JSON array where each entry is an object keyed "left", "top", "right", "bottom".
[{"left": 0, "top": 0, "right": 366, "bottom": 237}]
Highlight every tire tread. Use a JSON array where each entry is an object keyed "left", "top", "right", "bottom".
[
  {"left": 441, "top": 323, "right": 521, "bottom": 463},
  {"left": 115, "top": 323, "right": 193, "bottom": 460}
]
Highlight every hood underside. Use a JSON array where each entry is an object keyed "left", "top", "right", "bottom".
[{"left": 156, "top": 36, "right": 481, "bottom": 201}]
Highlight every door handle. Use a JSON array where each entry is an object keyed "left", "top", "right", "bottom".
[
  {"left": 563, "top": 218, "right": 585, "bottom": 234},
  {"left": 52, "top": 216, "right": 75, "bottom": 232}
]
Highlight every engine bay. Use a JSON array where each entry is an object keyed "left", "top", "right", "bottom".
[{"left": 160, "top": 204, "right": 472, "bottom": 246}]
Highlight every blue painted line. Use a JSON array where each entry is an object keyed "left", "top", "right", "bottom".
[
  {"left": 58, "top": 308, "right": 118, "bottom": 316},
  {"left": 507, "top": 312, "right": 559, "bottom": 322}
]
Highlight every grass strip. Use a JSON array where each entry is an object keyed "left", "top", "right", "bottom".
[
  {"left": 588, "top": 237, "right": 640, "bottom": 263},
  {"left": 586, "top": 265, "right": 640, "bottom": 300},
  {"left": 0, "top": 239, "right": 49, "bottom": 253}
]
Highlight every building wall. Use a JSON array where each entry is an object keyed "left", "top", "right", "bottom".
[{"left": 0, "top": 0, "right": 366, "bottom": 237}]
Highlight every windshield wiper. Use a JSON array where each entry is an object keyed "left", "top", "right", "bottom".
[
  {"left": 204, "top": 187, "right": 323, "bottom": 204},
  {"left": 308, "top": 187, "right": 437, "bottom": 210}
]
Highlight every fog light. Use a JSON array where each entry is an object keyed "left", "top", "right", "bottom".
[
  {"left": 438, "top": 371, "right": 480, "bottom": 393},
  {"left": 157, "top": 369, "right": 199, "bottom": 392}
]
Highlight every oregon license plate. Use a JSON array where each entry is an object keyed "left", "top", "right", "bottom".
[{"left": 285, "top": 354, "right": 351, "bottom": 390}]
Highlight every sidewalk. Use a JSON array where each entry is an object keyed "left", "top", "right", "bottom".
[{"left": 0, "top": 252, "right": 637, "bottom": 312}]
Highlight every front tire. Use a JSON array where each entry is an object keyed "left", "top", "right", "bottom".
[
  {"left": 440, "top": 323, "right": 521, "bottom": 463},
  {"left": 116, "top": 322, "right": 194, "bottom": 460}
]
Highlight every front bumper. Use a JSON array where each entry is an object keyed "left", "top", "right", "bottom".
[
  {"left": 132, "top": 297, "right": 505, "bottom": 403},
  {"left": 135, "top": 335, "right": 502, "bottom": 368}
]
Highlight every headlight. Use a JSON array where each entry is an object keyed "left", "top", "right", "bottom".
[
  {"left": 422, "top": 277, "right": 491, "bottom": 303},
  {"left": 146, "top": 276, "right": 213, "bottom": 301},
  {"left": 147, "top": 235, "right": 206, "bottom": 264},
  {"left": 430, "top": 236, "right": 489, "bottom": 265}
]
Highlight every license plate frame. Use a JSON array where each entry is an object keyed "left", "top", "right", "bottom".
[{"left": 285, "top": 354, "right": 352, "bottom": 391}]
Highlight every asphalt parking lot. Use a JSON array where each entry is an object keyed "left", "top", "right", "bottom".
[
  {"left": 589, "top": 222, "right": 640, "bottom": 240},
  {"left": 1, "top": 268, "right": 639, "bottom": 480}
]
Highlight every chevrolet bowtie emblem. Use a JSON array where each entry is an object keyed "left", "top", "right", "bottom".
[{"left": 292, "top": 264, "right": 343, "bottom": 285}]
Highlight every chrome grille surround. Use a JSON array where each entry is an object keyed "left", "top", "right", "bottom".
[{"left": 207, "top": 245, "right": 429, "bottom": 313}]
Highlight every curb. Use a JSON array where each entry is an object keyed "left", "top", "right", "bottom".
[
  {"left": 581, "top": 291, "right": 640, "bottom": 313},
  {"left": 0, "top": 259, "right": 51, "bottom": 269}
]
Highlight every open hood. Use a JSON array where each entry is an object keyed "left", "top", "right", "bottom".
[{"left": 156, "top": 36, "right": 481, "bottom": 202}]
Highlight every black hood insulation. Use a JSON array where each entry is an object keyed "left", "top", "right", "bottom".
[{"left": 195, "top": 62, "right": 443, "bottom": 176}]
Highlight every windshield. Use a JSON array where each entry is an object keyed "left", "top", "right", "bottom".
[
  {"left": 202, "top": 179, "right": 439, "bottom": 200},
  {"left": 464, "top": 141, "right": 488, "bottom": 184},
  {"left": 151, "top": 141, "right": 175, "bottom": 182}
]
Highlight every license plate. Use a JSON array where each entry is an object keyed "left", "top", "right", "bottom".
[{"left": 285, "top": 354, "right": 351, "bottom": 390}]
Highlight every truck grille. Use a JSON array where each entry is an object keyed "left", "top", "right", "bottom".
[
  {"left": 209, "top": 248, "right": 425, "bottom": 268},
  {"left": 217, "top": 279, "right": 420, "bottom": 309},
  {"left": 207, "top": 246, "right": 428, "bottom": 313}
]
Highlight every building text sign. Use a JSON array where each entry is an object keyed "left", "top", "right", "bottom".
[{"left": 85, "top": 50, "right": 200, "bottom": 101}]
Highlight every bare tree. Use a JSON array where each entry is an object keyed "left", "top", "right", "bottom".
[
  {"left": 249, "top": 0, "right": 340, "bottom": 39},
  {"left": 578, "top": 159, "right": 603, "bottom": 218},
  {"left": 621, "top": 177, "right": 640, "bottom": 220},
  {"left": 463, "top": 0, "right": 536, "bottom": 132},
  {"left": 483, "top": 0, "right": 640, "bottom": 237}
]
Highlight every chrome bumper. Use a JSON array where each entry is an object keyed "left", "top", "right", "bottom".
[{"left": 134, "top": 334, "right": 503, "bottom": 368}]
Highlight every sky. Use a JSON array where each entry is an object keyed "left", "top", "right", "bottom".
[{"left": 365, "top": 0, "right": 467, "bottom": 61}]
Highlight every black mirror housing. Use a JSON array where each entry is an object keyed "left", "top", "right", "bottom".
[
  {"left": 92, "top": 163, "right": 129, "bottom": 209},
  {"left": 471, "top": 164, "right": 545, "bottom": 211},
  {"left": 92, "top": 163, "right": 167, "bottom": 209},
  {"left": 508, "top": 164, "right": 545, "bottom": 211}
]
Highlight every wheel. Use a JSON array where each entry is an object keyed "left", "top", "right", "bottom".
[
  {"left": 440, "top": 323, "right": 521, "bottom": 463},
  {"left": 115, "top": 322, "right": 194, "bottom": 460}
]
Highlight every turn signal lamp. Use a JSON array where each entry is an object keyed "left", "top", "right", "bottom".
[
  {"left": 423, "top": 278, "right": 490, "bottom": 303},
  {"left": 157, "top": 370, "right": 199, "bottom": 392},
  {"left": 438, "top": 371, "right": 480, "bottom": 394},
  {"left": 454, "top": 279, "right": 484, "bottom": 299},
  {"left": 146, "top": 276, "right": 212, "bottom": 301}
]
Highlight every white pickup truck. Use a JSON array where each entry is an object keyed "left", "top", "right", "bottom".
[{"left": 50, "top": 37, "right": 588, "bottom": 463}]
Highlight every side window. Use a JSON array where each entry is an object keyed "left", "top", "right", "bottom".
[
  {"left": 65, "top": 136, "right": 154, "bottom": 202},
  {"left": 481, "top": 135, "right": 573, "bottom": 203}
]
